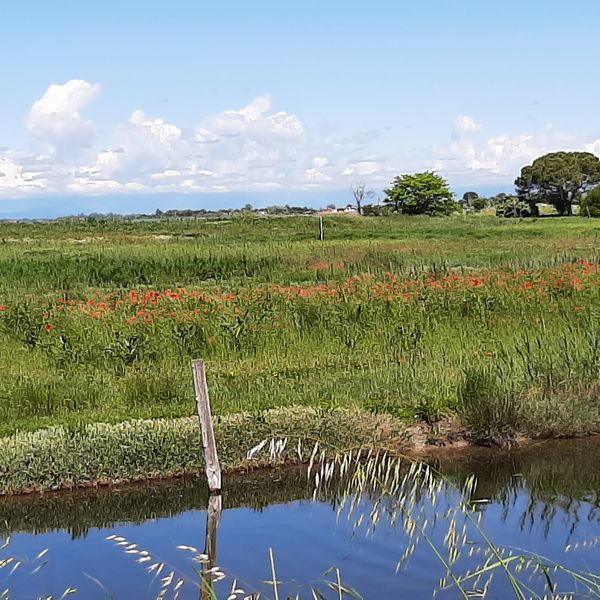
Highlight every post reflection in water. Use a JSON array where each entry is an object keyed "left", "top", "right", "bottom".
[
  {"left": 1, "top": 438, "right": 600, "bottom": 599},
  {"left": 201, "top": 493, "right": 222, "bottom": 600}
]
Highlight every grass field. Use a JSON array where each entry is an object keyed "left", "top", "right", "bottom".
[{"left": 0, "top": 214, "right": 598, "bottom": 440}]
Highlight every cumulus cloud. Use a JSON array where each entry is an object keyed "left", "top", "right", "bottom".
[
  {"left": 453, "top": 115, "right": 481, "bottom": 136},
  {"left": 197, "top": 94, "right": 303, "bottom": 142},
  {"left": 69, "top": 95, "right": 314, "bottom": 195},
  {"left": 26, "top": 80, "right": 101, "bottom": 152},
  {"left": 435, "top": 118, "right": 582, "bottom": 184},
  {"left": 83, "top": 110, "right": 185, "bottom": 182},
  {"left": 3, "top": 83, "right": 600, "bottom": 198},
  {"left": 0, "top": 157, "right": 47, "bottom": 193}
]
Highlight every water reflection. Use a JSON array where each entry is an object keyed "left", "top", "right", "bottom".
[
  {"left": 3, "top": 438, "right": 600, "bottom": 540},
  {"left": 0, "top": 467, "right": 312, "bottom": 539},
  {"left": 1, "top": 437, "right": 600, "bottom": 599},
  {"left": 436, "top": 437, "right": 600, "bottom": 543},
  {"left": 201, "top": 494, "right": 222, "bottom": 599}
]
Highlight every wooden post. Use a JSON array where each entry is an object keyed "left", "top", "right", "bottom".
[
  {"left": 192, "top": 359, "right": 222, "bottom": 493},
  {"left": 319, "top": 215, "right": 324, "bottom": 241}
]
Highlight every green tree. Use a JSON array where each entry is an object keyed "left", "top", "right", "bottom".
[
  {"left": 462, "top": 191, "right": 479, "bottom": 206},
  {"left": 515, "top": 151, "right": 600, "bottom": 216},
  {"left": 471, "top": 197, "right": 488, "bottom": 212},
  {"left": 462, "top": 191, "right": 488, "bottom": 212},
  {"left": 581, "top": 186, "right": 600, "bottom": 217},
  {"left": 383, "top": 172, "right": 456, "bottom": 215}
]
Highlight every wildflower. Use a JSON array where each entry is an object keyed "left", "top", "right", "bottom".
[
  {"left": 468, "top": 277, "right": 484, "bottom": 288},
  {"left": 570, "top": 279, "right": 583, "bottom": 290},
  {"left": 44, "top": 324, "right": 54, "bottom": 332}
]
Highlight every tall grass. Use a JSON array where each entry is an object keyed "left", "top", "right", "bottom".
[
  {"left": 0, "top": 215, "right": 598, "bottom": 438},
  {"left": 314, "top": 452, "right": 600, "bottom": 598}
]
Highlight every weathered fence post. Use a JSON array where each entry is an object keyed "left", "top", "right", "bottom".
[
  {"left": 192, "top": 359, "right": 222, "bottom": 493},
  {"left": 319, "top": 215, "right": 324, "bottom": 241}
]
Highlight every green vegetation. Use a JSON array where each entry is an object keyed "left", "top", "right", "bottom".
[
  {"left": 495, "top": 196, "right": 539, "bottom": 218},
  {"left": 515, "top": 151, "right": 600, "bottom": 216},
  {"left": 0, "top": 214, "right": 598, "bottom": 460},
  {"left": 0, "top": 406, "right": 402, "bottom": 494},
  {"left": 383, "top": 171, "right": 457, "bottom": 215},
  {"left": 582, "top": 186, "right": 600, "bottom": 218}
]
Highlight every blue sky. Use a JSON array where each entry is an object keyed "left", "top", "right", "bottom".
[{"left": 1, "top": 0, "right": 599, "bottom": 216}]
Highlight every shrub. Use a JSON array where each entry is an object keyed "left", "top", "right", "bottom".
[
  {"left": 581, "top": 187, "right": 600, "bottom": 218},
  {"left": 458, "top": 368, "right": 521, "bottom": 445},
  {"left": 495, "top": 197, "right": 539, "bottom": 218},
  {"left": 362, "top": 204, "right": 393, "bottom": 217},
  {"left": 471, "top": 197, "right": 488, "bottom": 212}
]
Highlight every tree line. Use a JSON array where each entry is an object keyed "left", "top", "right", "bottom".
[{"left": 359, "top": 151, "right": 600, "bottom": 218}]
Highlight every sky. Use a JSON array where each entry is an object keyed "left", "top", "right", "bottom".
[{"left": 1, "top": 0, "right": 600, "bottom": 217}]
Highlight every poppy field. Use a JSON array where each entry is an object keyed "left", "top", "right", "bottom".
[{"left": 0, "top": 214, "right": 599, "bottom": 439}]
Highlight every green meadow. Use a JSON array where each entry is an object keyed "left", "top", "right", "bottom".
[{"left": 0, "top": 214, "right": 598, "bottom": 440}]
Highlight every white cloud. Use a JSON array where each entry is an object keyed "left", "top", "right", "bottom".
[
  {"left": 3, "top": 87, "right": 392, "bottom": 197},
  {"left": 0, "top": 157, "right": 46, "bottom": 193},
  {"left": 584, "top": 139, "right": 600, "bottom": 156},
  {"left": 75, "top": 96, "right": 310, "bottom": 194},
  {"left": 26, "top": 80, "right": 101, "bottom": 152},
  {"left": 453, "top": 115, "right": 481, "bottom": 136},
  {"left": 86, "top": 110, "right": 186, "bottom": 181},
  {"left": 4, "top": 84, "right": 600, "bottom": 199},
  {"left": 197, "top": 94, "right": 303, "bottom": 142},
  {"left": 435, "top": 119, "right": 583, "bottom": 184},
  {"left": 129, "top": 110, "right": 182, "bottom": 144}
]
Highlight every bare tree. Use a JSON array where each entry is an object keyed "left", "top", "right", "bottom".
[{"left": 351, "top": 182, "right": 374, "bottom": 215}]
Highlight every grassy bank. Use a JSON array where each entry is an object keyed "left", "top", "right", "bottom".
[
  {"left": 0, "top": 406, "right": 405, "bottom": 495},
  {"left": 0, "top": 214, "right": 598, "bottom": 467},
  {"left": 5, "top": 436, "right": 600, "bottom": 536}
]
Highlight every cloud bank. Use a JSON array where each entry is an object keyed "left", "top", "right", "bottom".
[{"left": 1, "top": 79, "right": 600, "bottom": 198}]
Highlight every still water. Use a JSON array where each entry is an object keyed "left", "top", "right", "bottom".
[{"left": 2, "top": 438, "right": 600, "bottom": 599}]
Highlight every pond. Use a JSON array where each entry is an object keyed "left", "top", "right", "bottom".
[{"left": 2, "top": 437, "right": 600, "bottom": 599}]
